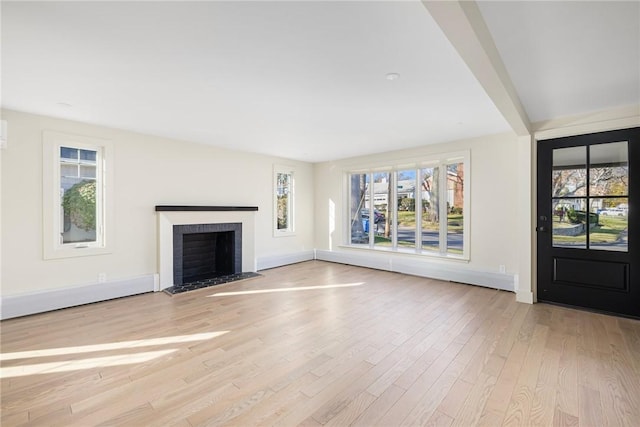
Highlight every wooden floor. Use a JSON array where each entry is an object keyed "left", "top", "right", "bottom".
[{"left": 1, "top": 261, "right": 639, "bottom": 426}]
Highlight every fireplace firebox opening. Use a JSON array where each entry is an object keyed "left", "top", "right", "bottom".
[
  {"left": 173, "top": 223, "right": 242, "bottom": 286},
  {"left": 182, "top": 231, "right": 234, "bottom": 283}
]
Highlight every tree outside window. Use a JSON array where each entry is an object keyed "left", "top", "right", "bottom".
[{"left": 274, "top": 166, "right": 295, "bottom": 235}]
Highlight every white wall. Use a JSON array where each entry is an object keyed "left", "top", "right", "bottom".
[
  {"left": 3, "top": 106, "right": 637, "bottom": 319},
  {"left": 0, "top": 109, "right": 315, "bottom": 298},
  {"left": 314, "top": 132, "right": 521, "bottom": 291}
]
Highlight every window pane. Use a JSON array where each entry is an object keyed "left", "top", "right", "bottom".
[
  {"left": 420, "top": 167, "right": 439, "bottom": 252},
  {"left": 589, "top": 141, "right": 628, "bottom": 197},
  {"left": 446, "top": 163, "right": 464, "bottom": 255},
  {"left": 372, "top": 172, "right": 391, "bottom": 247},
  {"left": 60, "top": 164, "right": 78, "bottom": 178},
  {"left": 590, "top": 197, "right": 628, "bottom": 252},
  {"left": 80, "top": 149, "right": 97, "bottom": 162},
  {"left": 60, "top": 147, "right": 78, "bottom": 160},
  {"left": 60, "top": 146, "right": 98, "bottom": 244},
  {"left": 552, "top": 198, "right": 587, "bottom": 248},
  {"left": 552, "top": 146, "right": 587, "bottom": 197},
  {"left": 80, "top": 165, "right": 96, "bottom": 179},
  {"left": 276, "top": 172, "right": 291, "bottom": 230},
  {"left": 350, "top": 173, "right": 369, "bottom": 244},
  {"left": 61, "top": 179, "right": 97, "bottom": 244},
  {"left": 397, "top": 170, "right": 416, "bottom": 249}
]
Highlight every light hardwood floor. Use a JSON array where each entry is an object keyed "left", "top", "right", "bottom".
[{"left": 1, "top": 260, "right": 639, "bottom": 426}]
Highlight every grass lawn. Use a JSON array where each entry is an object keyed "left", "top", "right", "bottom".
[
  {"left": 553, "top": 215, "right": 627, "bottom": 245},
  {"left": 397, "top": 211, "right": 463, "bottom": 232}
]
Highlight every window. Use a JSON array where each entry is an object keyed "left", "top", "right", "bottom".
[
  {"left": 274, "top": 166, "right": 295, "bottom": 236},
  {"left": 346, "top": 152, "right": 469, "bottom": 259},
  {"left": 59, "top": 146, "right": 100, "bottom": 244},
  {"left": 43, "top": 131, "right": 113, "bottom": 259}
]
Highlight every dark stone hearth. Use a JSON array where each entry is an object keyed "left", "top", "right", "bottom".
[{"left": 164, "top": 272, "right": 261, "bottom": 295}]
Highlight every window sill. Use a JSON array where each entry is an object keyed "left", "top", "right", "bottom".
[
  {"left": 44, "top": 246, "right": 112, "bottom": 260},
  {"left": 338, "top": 244, "right": 469, "bottom": 263}
]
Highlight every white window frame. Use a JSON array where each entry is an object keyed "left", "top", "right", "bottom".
[
  {"left": 43, "top": 131, "right": 114, "bottom": 259},
  {"left": 273, "top": 165, "right": 295, "bottom": 237},
  {"left": 344, "top": 151, "right": 470, "bottom": 260}
]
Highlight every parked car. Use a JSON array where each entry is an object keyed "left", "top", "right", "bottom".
[{"left": 600, "top": 208, "right": 627, "bottom": 216}]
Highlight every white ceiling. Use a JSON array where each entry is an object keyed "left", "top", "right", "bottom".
[
  {"left": 2, "top": 1, "right": 638, "bottom": 163},
  {"left": 478, "top": 1, "right": 640, "bottom": 123}
]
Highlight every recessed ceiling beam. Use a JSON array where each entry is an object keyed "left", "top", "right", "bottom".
[{"left": 422, "top": 0, "right": 531, "bottom": 136}]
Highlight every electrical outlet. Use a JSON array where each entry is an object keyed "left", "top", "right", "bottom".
[
  {"left": 98, "top": 273, "right": 107, "bottom": 283},
  {"left": 499, "top": 265, "right": 506, "bottom": 274}
]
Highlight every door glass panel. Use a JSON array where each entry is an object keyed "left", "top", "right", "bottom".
[
  {"left": 552, "top": 146, "right": 587, "bottom": 197},
  {"left": 589, "top": 142, "right": 629, "bottom": 252},
  {"left": 420, "top": 166, "right": 440, "bottom": 252},
  {"left": 590, "top": 197, "right": 628, "bottom": 252},
  {"left": 589, "top": 141, "right": 628, "bottom": 196},
  {"left": 552, "top": 198, "right": 587, "bottom": 248},
  {"left": 397, "top": 170, "right": 416, "bottom": 249},
  {"left": 350, "top": 173, "right": 369, "bottom": 245},
  {"left": 552, "top": 147, "right": 587, "bottom": 249}
]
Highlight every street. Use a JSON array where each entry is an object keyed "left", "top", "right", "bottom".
[{"left": 372, "top": 225, "right": 463, "bottom": 250}]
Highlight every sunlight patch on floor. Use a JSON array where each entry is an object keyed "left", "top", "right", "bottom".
[
  {"left": 0, "top": 349, "right": 177, "bottom": 378},
  {"left": 0, "top": 331, "right": 229, "bottom": 361},
  {"left": 208, "top": 282, "right": 365, "bottom": 297}
]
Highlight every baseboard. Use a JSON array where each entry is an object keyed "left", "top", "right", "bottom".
[
  {"left": 516, "top": 290, "right": 534, "bottom": 304},
  {"left": 0, "top": 275, "right": 155, "bottom": 320},
  {"left": 315, "top": 249, "right": 515, "bottom": 292},
  {"left": 0, "top": 249, "right": 517, "bottom": 320},
  {"left": 256, "top": 250, "right": 316, "bottom": 271}
]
